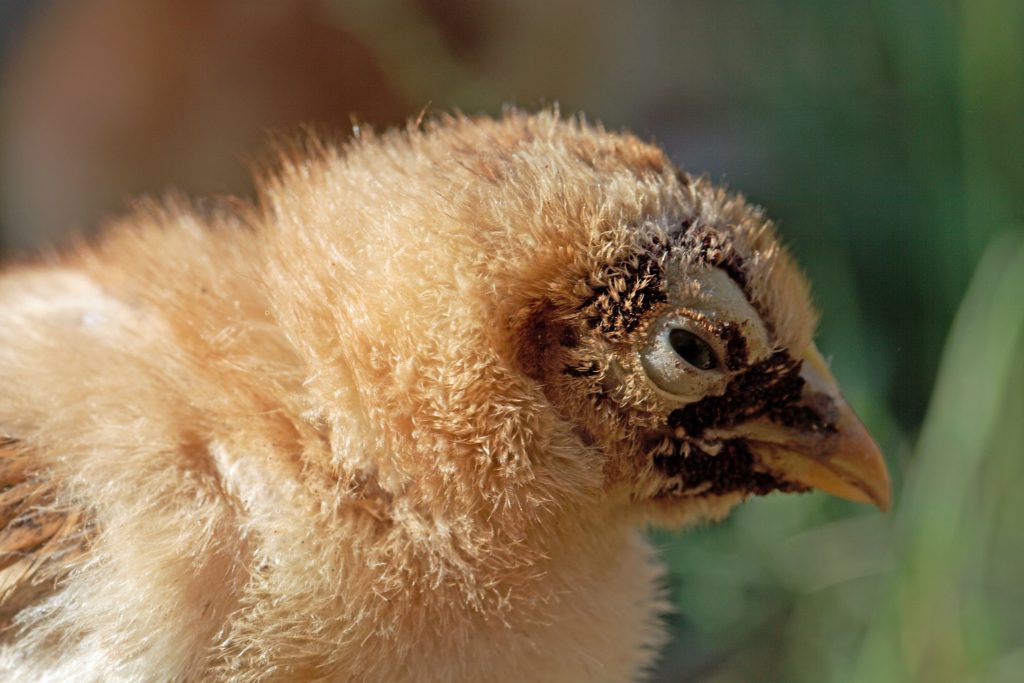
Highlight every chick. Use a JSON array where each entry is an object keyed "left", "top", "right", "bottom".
[{"left": 0, "top": 111, "right": 889, "bottom": 682}]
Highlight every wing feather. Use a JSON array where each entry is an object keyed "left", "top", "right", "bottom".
[{"left": 0, "top": 437, "right": 88, "bottom": 627}]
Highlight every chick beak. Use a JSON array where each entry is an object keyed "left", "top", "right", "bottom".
[{"left": 740, "top": 347, "right": 892, "bottom": 511}]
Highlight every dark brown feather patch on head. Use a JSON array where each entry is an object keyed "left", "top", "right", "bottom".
[
  {"left": 581, "top": 256, "right": 666, "bottom": 340},
  {"left": 674, "top": 222, "right": 749, "bottom": 294},
  {"left": 666, "top": 351, "right": 834, "bottom": 438},
  {"left": 718, "top": 322, "right": 749, "bottom": 371},
  {"left": 651, "top": 439, "right": 802, "bottom": 497}
]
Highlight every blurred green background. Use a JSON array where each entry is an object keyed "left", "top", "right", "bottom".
[{"left": 0, "top": 1, "right": 1021, "bottom": 681}]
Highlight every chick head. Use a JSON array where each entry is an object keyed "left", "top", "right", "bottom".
[{"left": 264, "top": 110, "right": 890, "bottom": 531}]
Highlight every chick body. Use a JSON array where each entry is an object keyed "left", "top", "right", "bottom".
[{"left": 0, "top": 112, "right": 885, "bottom": 681}]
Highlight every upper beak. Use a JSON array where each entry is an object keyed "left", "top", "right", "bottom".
[{"left": 734, "top": 346, "right": 891, "bottom": 511}]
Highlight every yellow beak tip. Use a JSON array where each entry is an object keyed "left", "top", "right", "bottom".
[
  {"left": 736, "top": 346, "right": 893, "bottom": 511},
  {"left": 749, "top": 404, "right": 891, "bottom": 511}
]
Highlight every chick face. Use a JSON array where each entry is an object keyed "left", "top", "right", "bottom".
[
  {"left": 488, "top": 120, "right": 890, "bottom": 525},
  {"left": 521, "top": 228, "right": 888, "bottom": 525}
]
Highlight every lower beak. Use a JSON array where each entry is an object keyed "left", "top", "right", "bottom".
[{"left": 737, "top": 347, "right": 891, "bottom": 511}]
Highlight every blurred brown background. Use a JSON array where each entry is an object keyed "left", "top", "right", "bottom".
[{"left": 2, "top": 2, "right": 1022, "bottom": 681}]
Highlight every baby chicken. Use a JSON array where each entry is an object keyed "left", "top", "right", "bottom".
[{"left": 0, "top": 111, "right": 889, "bottom": 682}]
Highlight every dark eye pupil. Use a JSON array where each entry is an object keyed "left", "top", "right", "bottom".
[{"left": 669, "top": 329, "right": 718, "bottom": 370}]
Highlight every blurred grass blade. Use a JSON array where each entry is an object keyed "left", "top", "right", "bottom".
[{"left": 849, "top": 233, "right": 1024, "bottom": 683}]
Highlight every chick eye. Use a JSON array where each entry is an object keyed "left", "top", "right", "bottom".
[
  {"left": 669, "top": 329, "right": 718, "bottom": 370},
  {"left": 639, "top": 315, "right": 725, "bottom": 399}
]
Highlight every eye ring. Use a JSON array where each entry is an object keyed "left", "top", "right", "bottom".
[{"left": 668, "top": 328, "right": 719, "bottom": 371}]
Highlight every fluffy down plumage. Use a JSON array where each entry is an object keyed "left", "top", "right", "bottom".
[{"left": 0, "top": 111, "right": 888, "bottom": 682}]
